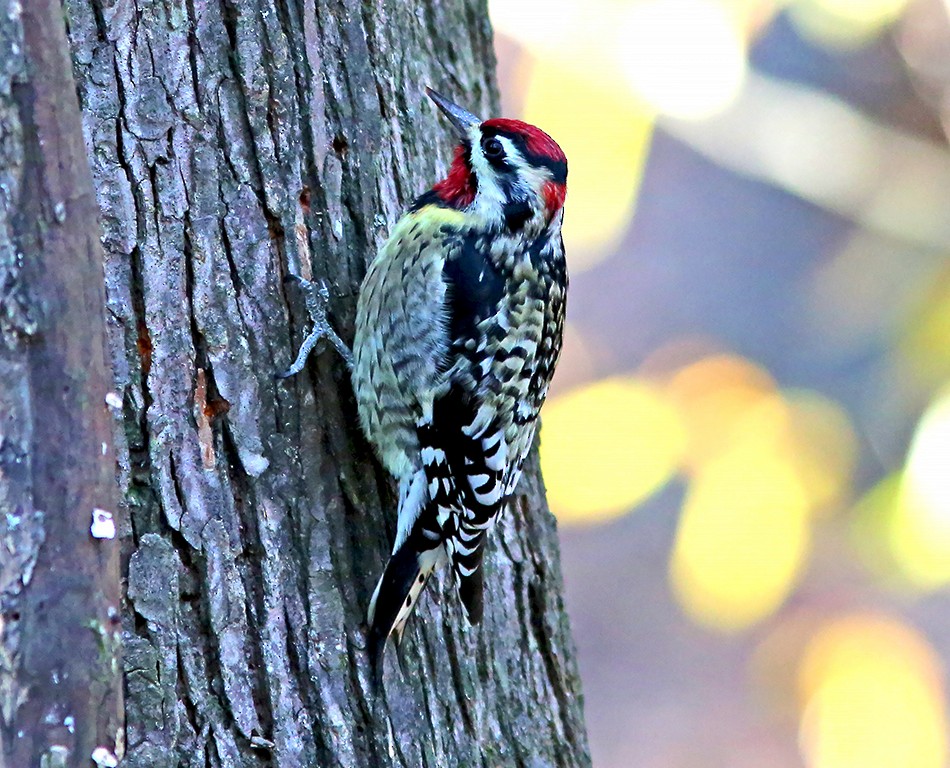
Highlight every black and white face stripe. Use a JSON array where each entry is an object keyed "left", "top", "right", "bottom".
[
  {"left": 479, "top": 126, "right": 568, "bottom": 185},
  {"left": 462, "top": 131, "right": 554, "bottom": 230}
]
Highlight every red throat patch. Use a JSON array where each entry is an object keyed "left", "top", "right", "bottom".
[{"left": 432, "top": 145, "right": 476, "bottom": 208}]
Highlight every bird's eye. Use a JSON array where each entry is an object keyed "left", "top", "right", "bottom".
[{"left": 482, "top": 137, "right": 504, "bottom": 159}]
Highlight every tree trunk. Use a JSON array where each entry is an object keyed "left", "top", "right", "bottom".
[
  {"left": 0, "top": 0, "right": 122, "bottom": 766},
  {"left": 63, "top": 0, "right": 591, "bottom": 765}
]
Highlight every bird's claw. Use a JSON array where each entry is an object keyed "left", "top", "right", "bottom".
[{"left": 277, "top": 274, "right": 354, "bottom": 379}]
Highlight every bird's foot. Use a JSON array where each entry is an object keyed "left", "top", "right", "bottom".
[{"left": 277, "top": 274, "right": 353, "bottom": 379}]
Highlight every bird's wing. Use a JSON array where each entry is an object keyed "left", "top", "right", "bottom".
[
  {"left": 418, "top": 231, "right": 548, "bottom": 624},
  {"left": 352, "top": 209, "right": 460, "bottom": 480}
]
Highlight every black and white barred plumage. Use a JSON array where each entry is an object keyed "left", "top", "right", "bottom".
[{"left": 352, "top": 89, "right": 568, "bottom": 671}]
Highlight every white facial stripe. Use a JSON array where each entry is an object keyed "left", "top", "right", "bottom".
[
  {"left": 465, "top": 127, "right": 552, "bottom": 227},
  {"left": 466, "top": 129, "right": 509, "bottom": 220},
  {"left": 493, "top": 136, "right": 521, "bottom": 162},
  {"left": 513, "top": 161, "right": 551, "bottom": 196}
]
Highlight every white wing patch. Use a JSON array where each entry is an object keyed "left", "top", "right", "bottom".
[
  {"left": 473, "top": 482, "right": 503, "bottom": 508},
  {"left": 462, "top": 402, "right": 494, "bottom": 437},
  {"left": 483, "top": 433, "right": 507, "bottom": 472},
  {"left": 421, "top": 445, "right": 446, "bottom": 464}
]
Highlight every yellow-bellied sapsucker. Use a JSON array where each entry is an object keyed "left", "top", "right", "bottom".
[{"left": 282, "top": 88, "right": 568, "bottom": 673}]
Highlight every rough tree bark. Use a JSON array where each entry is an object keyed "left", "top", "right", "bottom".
[
  {"left": 62, "top": 0, "right": 590, "bottom": 765},
  {"left": 0, "top": 0, "right": 122, "bottom": 766}
]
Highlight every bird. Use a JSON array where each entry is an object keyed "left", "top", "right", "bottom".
[{"left": 281, "top": 87, "right": 568, "bottom": 676}]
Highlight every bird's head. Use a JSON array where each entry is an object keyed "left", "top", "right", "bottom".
[{"left": 425, "top": 87, "right": 567, "bottom": 232}]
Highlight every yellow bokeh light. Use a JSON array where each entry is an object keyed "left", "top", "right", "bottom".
[
  {"left": 852, "top": 390, "right": 950, "bottom": 589},
  {"left": 540, "top": 377, "right": 686, "bottom": 524},
  {"left": 519, "top": 57, "right": 653, "bottom": 267},
  {"left": 904, "top": 389, "right": 950, "bottom": 535},
  {"left": 892, "top": 390, "right": 950, "bottom": 588},
  {"left": 660, "top": 354, "right": 855, "bottom": 630},
  {"left": 491, "top": 0, "right": 761, "bottom": 265},
  {"left": 665, "top": 356, "right": 855, "bottom": 511},
  {"left": 745, "top": 391, "right": 857, "bottom": 513},
  {"left": 798, "top": 615, "right": 947, "bottom": 768},
  {"left": 850, "top": 472, "right": 906, "bottom": 584},
  {"left": 665, "top": 355, "right": 778, "bottom": 470},
  {"left": 488, "top": 0, "right": 589, "bottom": 58},
  {"left": 890, "top": 482, "right": 950, "bottom": 589},
  {"left": 726, "top": 396, "right": 854, "bottom": 515},
  {"left": 789, "top": 0, "right": 910, "bottom": 49},
  {"left": 669, "top": 447, "right": 811, "bottom": 631},
  {"left": 619, "top": 0, "right": 748, "bottom": 120},
  {"left": 900, "top": 266, "right": 950, "bottom": 389}
]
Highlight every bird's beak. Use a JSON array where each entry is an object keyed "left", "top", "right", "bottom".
[{"left": 426, "top": 87, "right": 481, "bottom": 138}]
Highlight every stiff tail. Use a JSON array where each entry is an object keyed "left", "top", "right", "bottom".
[
  {"left": 450, "top": 526, "right": 488, "bottom": 626},
  {"left": 456, "top": 553, "right": 486, "bottom": 625},
  {"left": 366, "top": 542, "right": 443, "bottom": 681}
]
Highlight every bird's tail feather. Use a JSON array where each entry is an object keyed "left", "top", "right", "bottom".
[
  {"left": 366, "top": 543, "right": 443, "bottom": 682},
  {"left": 451, "top": 527, "right": 488, "bottom": 625},
  {"left": 456, "top": 555, "right": 485, "bottom": 625}
]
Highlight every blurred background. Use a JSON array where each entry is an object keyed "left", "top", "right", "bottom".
[{"left": 487, "top": 0, "right": 950, "bottom": 765}]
